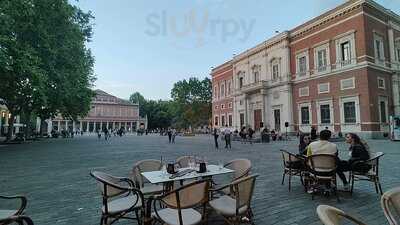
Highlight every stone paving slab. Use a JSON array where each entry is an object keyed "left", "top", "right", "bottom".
[{"left": 0, "top": 134, "right": 399, "bottom": 224}]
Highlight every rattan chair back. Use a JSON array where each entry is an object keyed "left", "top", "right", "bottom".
[
  {"left": 132, "top": 159, "right": 162, "bottom": 187},
  {"left": 224, "top": 159, "right": 251, "bottom": 181},
  {"left": 307, "top": 154, "right": 336, "bottom": 174},
  {"left": 231, "top": 174, "right": 258, "bottom": 211},
  {"left": 317, "top": 205, "right": 367, "bottom": 225},
  {"left": 381, "top": 187, "right": 400, "bottom": 225}
]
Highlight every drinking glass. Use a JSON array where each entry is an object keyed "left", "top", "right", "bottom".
[{"left": 218, "top": 160, "right": 224, "bottom": 170}]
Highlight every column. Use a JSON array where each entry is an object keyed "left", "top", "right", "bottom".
[
  {"left": 47, "top": 119, "right": 52, "bottom": 135},
  {"left": 93, "top": 121, "right": 96, "bottom": 132},
  {"left": 388, "top": 27, "right": 400, "bottom": 114},
  {"left": 15, "top": 115, "right": 20, "bottom": 133},
  {"left": 65, "top": 120, "right": 68, "bottom": 131},
  {"left": 125, "top": 122, "right": 128, "bottom": 130},
  {"left": 130, "top": 122, "right": 133, "bottom": 132},
  {"left": 57, "top": 121, "right": 61, "bottom": 132},
  {"left": 244, "top": 94, "right": 248, "bottom": 127},
  {"left": 72, "top": 121, "right": 76, "bottom": 132},
  {"left": 260, "top": 89, "right": 266, "bottom": 128},
  {"left": 113, "top": 121, "right": 115, "bottom": 130},
  {"left": 85, "top": 122, "right": 89, "bottom": 132},
  {"left": 136, "top": 121, "right": 140, "bottom": 130},
  {"left": 36, "top": 117, "right": 41, "bottom": 133},
  {"left": 80, "top": 121, "right": 82, "bottom": 131}
]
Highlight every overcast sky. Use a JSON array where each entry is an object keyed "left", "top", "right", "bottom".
[{"left": 74, "top": 0, "right": 400, "bottom": 100}]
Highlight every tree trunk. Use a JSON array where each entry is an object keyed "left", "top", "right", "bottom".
[{"left": 6, "top": 114, "right": 14, "bottom": 142}]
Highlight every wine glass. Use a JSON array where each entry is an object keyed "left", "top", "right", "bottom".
[{"left": 218, "top": 160, "right": 224, "bottom": 170}]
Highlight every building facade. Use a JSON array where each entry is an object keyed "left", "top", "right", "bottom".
[
  {"left": 290, "top": 0, "right": 400, "bottom": 138},
  {"left": 46, "top": 89, "right": 147, "bottom": 133},
  {"left": 211, "top": 0, "right": 400, "bottom": 138},
  {"left": 211, "top": 61, "right": 234, "bottom": 128},
  {"left": 232, "top": 32, "right": 293, "bottom": 132}
]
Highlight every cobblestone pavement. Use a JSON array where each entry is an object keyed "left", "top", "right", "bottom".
[{"left": 0, "top": 134, "right": 399, "bottom": 225}]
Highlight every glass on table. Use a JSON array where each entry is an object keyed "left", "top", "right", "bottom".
[{"left": 218, "top": 160, "right": 224, "bottom": 170}]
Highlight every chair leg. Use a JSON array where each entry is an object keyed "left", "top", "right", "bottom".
[
  {"left": 376, "top": 177, "right": 383, "bottom": 195},
  {"left": 350, "top": 174, "right": 354, "bottom": 195},
  {"left": 281, "top": 172, "right": 285, "bottom": 185},
  {"left": 99, "top": 216, "right": 104, "bottom": 225},
  {"left": 288, "top": 174, "right": 292, "bottom": 191},
  {"left": 373, "top": 177, "right": 379, "bottom": 194},
  {"left": 134, "top": 210, "right": 141, "bottom": 225}
]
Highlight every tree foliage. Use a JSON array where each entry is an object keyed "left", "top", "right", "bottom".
[
  {"left": 0, "top": 0, "right": 95, "bottom": 140},
  {"left": 129, "top": 77, "right": 211, "bottom": 130}
]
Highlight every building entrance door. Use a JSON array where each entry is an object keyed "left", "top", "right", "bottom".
[
  {"left": 274, "top": 109, "right": 281, "bottom": 131},
  {"left": 254, "top": 109, "right": 262, "bottom": 131}
]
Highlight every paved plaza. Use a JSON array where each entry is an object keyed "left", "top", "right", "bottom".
[{"left": 0, "top": 134, "right": 399, "bottom": 225}]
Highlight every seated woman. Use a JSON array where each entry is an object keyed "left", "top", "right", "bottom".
[
  {"left": 337, "top": 133, "right": 371, "bottom": 190},
  {"left": 298, "top": 134, "right": 310, "bottom": 155}
]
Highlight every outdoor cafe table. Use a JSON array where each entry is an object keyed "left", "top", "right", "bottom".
[{"left": 141, "top": 165, "right": 234, "bottom": 225}]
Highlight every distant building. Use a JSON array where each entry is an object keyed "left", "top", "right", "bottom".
[
  {"left": 211, "top": 61, "right": 234, "bottom": 129},
  {"left": 211, "top": 0, "right": 400, "bottom": 138},
  {"left": 43, "top": 89, "right": 148, "bottom": 133}
]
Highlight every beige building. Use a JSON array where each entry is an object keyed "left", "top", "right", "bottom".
[
  {"left": 232, "top": 32, "right": 293, "bottom": 132},
  {"left": 45, "top": 89, "right": 147, "bottom": 133}
]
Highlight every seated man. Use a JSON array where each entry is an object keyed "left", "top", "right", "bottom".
[
  {"left": 306, "top": 130, "right": 338, "bottom": 193},
  {"left": 306, "top": 130, "right": 337, "bottom": 156}
]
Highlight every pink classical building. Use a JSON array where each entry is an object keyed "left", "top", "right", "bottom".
[{"left": 48, "top": 89, "right": 147, "bottom": 133}]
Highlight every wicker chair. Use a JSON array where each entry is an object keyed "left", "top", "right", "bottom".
[
  {"left": 212, "top": 159, "right": 252, "bottom": 196},
  {"left": 306, "top": 154, "right": 339, "bottom": 201},
  {"left": 280, "top": 150, "right": 305, "bottom": 191},
  {"left": 0, "top": 215, "right": 34, "bottom": 225},
  {"left": 0, "top": 195, "right": 27, "bottom": 224},
  {"left": 209, "top": 174, "right": 259, "bottom": 225},
  {"left": 90, "top": 171, "right": 144, "bottom": 225},
  {"left": 152, "top": 179, "right": 210, "bottom": 225},
  {"left": 131, "top": 159, "right": 164, "bottom": 196},
  {"left": 176, "top": 156, "right": 193, "bottom": 168},
  {"left": 350, "top": 152, "right": 384, "bottom": 195},
  {"left": 317, "top": 205, "right": 367, "bottom": 225},
  {"left": 381, "top": 186, "right": 400, "bottom": 225}
]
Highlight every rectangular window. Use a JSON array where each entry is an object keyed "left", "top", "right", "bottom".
[
  {"left": 317, "top": 49, "right": 327, "bottom": 72},
  {"left": 380, "top": 101, "right": 387, "bottom": 123},
  {"left": 299, "top": 87, "right": 309, "bottom": 97},
  {"left": 214, "top": 116, "right": 219, "bottom": 126},
  {"left": 227, "top": 81, "right": 231, "bottom": 94},
  {"left": 341, "top": 41, "right": 351, "bottom": 65},
  {"left": 254, "top": 71, "right": 259, "bottom": 83},
  {"left": 228, "top": 102, "right": 232, "bottom": 108},
  {"left": 221, "top": 115, "right": 225, "bottom": 126},
  {"left": 273, "top": 64, "right": 279, "bottom": 80},
  {"left": 221, "top": 84, "right": 225, "bottom": 97},
  {"left": 340, "top": 78, "right": 355, "bottom": 90},
  {"left": 378, "top": 78, "right": 385, "bottom": 89},
  {"left": 214, "top": 86, "right": 217, "bottom": 98},
  {"left": 228, "top": 115, "right": 233, "bottom": 126},
  {"left": 299, "top": 56, "right": 307, "bottom": 75},
  {"left": 375, "top": 40, "right": 382, "bottom": 59},
  {"left": 397, "top": 48, "right": 400, "bottom": 62},
  {"left": 320, "top": 104, "right": 331, "bottom": 124},
  {"left": 318, "top": 83, "right": 330, "bottom": 94},
  {"left": 239, "top": 77, "right": 243, "bottom": 89},
  {"left": 301, "top": 106, "right": 310, "bottom": 124},
  {"left": 240, "top": 113, "right": 244, "bottom": 128},
  {"left": 374, "top": 34, "right": 385, "bottom": 63},
  {"left": 343, "top": 102, "right": 356, "bottom": 123},
  {"left": 221, "top": 104, "right": 225, "bottom": 109}
]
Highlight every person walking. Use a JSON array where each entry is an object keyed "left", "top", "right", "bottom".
[
  {"left": 248, "top": 127, "right": 254, "bottom": 145},
  {"left": 224, "top": 125, "right": 232, "bottom": 149},
  {"left": 213, "top": 128, "right": 219, "bottom": 149},
  {"left": 167, "top": 128, "right": 172, "bottom": 143},
  {"left": 171, "top": 128, "right": 177, "bottom": 144},
  {"left": 104, "top": 128, "right": 109, "bottom": 140}
]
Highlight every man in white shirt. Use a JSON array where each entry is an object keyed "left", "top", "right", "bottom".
[{"left": 306, "top": 130, "right": 338, "bottom": 156}]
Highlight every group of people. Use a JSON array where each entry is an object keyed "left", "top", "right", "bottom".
[
  {"left": 97, "top": 128, "right": 125, "bottom": 140},
  {"left": 298, "top": 130, "right": 371, "bottom": 191},
  {"left": 213, "top": 125, "right": 233, "bottom": 149},
  {"left": 167, "top": 128, "right": 177, "bottom": 144}
]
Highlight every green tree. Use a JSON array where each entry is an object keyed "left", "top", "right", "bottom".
[
  {"left": 0, "top": 0, "right": 95, "bottom": 140},
  {"left": 129, "top": 92, "right": 146, "bottom": 117}
]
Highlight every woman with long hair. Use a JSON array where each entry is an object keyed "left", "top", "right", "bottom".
[
  {"left": 337, "top": 133, "right": 371, "bottom": 190},
  {"left": 298, "top": 134, "right": 310, "bottom": 155}
]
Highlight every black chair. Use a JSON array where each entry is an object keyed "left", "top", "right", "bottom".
[
  {"left": 350, "top": 152, "right": 384, "bottom": 195},
  {"left": 280, "top": 150, "right": 305, "bottom": 191},
  {"left": 90, "top": 171, "right": 144, "bottom": 225}
]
